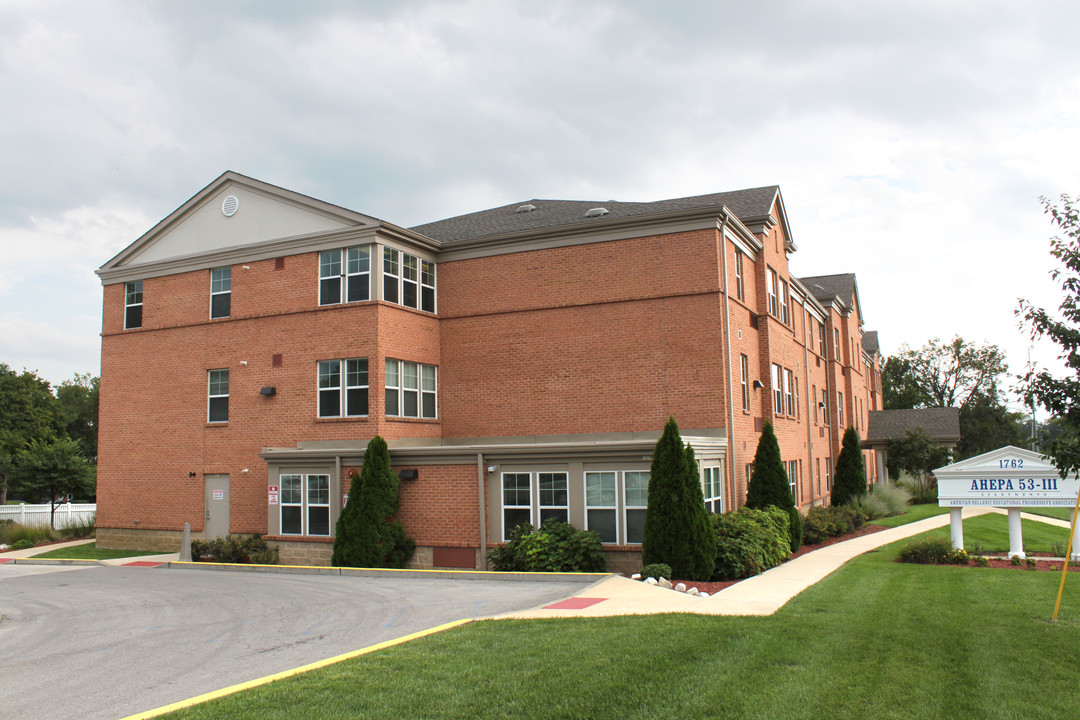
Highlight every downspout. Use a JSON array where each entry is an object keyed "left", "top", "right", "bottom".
[
  {"left": 477, "top": 453, "right": 488, "bottom": 570},
  {"left": 719, "top": 212, "right": 736, "bottom": 511},
  {"left": 802, "top": 313, "right": 813, "bottom": 505}
]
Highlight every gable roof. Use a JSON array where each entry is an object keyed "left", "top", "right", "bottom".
[
  {"left": 411, "top": 186, "right": 785, "bottom": 245},
  {"left": 862, "top": 330, "right": 880, "bottom": 354},
  {"left": 864, "top": 407, "right": 961, "bottom": 448}
]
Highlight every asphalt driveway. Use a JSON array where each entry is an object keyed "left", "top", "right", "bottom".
[{"left": 0, "top": 564, "right": 588, "bottom": 720}]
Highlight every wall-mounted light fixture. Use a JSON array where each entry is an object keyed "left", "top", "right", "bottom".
[
  {"left": 752, "top": 380, "right": 764, "bottom": 390},
  {"left": 188, "top": 471, "right": 197, "bottom": 478},
  {"left": 260, "top": 387, "right": 276, "bottom": 396},
  {"left": 487, "top": 466, "right": 497, "bottom": 473},
  {"left": 398, "top": 469, "right": 419, "bottom": 481}
]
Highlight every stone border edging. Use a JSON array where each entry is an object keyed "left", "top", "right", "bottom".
[{"left": 166, "top": 560, "right": 611, "bottom": 583}]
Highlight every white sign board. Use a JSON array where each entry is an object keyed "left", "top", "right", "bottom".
[
  {"left": 213, "top": 489, "right": 224, "bottom": 500},
  {"left": 935, "top": 446, "right": 1079, "bottom": 508}
]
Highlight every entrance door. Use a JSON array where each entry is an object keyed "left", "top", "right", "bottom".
[{"left": 204, "top": 474, "right": 230, "bottom": 539}]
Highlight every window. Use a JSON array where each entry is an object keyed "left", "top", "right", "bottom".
[
  {"left": 779, "top": 278, "right": 790, "bottom": 324},
  {"left": 784, "top": 369, "right": 794, "bottom": 416},
  {"left": 740, "top": 354, "right": 749, "bottom": 411},
  {"left": 772, "top": 364, "right": 783, "bottom": 414},
  {"left": 767, "top": 268, "right": 778, "bottom": 316},
  {"left": 812, "top": 385, "right": 818, "bottom": 423},
  {"left": 538, "top": 472, "right": 568, "bottom": 524},
  {"left": 818, "top": 321, "right": 826, "bottom": 357},
  {"left": 788, "top": 460, "right": 799, "bottom": 505},
  {"left": 317, "top": 358, "right": 369, "bottom": 417},
  {"left": 502, "top": 473, "right": 531, "bottom": 539},
  {"left": 385, "top": 359, "right": 437, "bottom": 419},
  {"left": 125, "top": 280, "right": 143, "bottom": 329},
  {"left": 210, "top": 268, "right": 231, "bottom": 319},
  {"left": 821, "top": 388, "right": 829, "bottom": 424},
  {"left": 825, "top": 457, "right": 833, "bottom": 492},
  {"left": 280, "top": 473, "right": 330, "bottom": 536},
  {"left": 734, "top": 251, "right": 744, "bottom": 300},
  {"left": 383, "top": 248, "right": 436, "bottom": 312},
  {"left": 703, "top": 465, "right": 724, "bottom": 513},
  {"left": 834, "top": 329, "right": 841, "bottom": 362},
  {"left": 816, "top": 457, "right": 822, "bottom": 495},
  {"left": 383, "top": 248, "right": 399, "bottom": 304},
  {"left": 208, "top": 369, "right": 229, "bottom": 423},
  {"left": 838, "top": 392, "right": 845, "bottom": 427},
  {"left": 320, "top": 247, "right": 370, "bottom": 305},
  {"left": 584, "top": 470, "right": 649, "bottom": 544}
]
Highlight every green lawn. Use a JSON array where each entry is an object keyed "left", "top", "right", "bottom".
[
  {"left": 870, "top": 503, "right": 948, "bottom": 527},
  {"left": 1024, "top": 507, "right": 1077, "bottom": 523},
  {"left": 160, "top": 536, "right": 1080, "bottom": 720},
  {"left": 917, "top": 513, "right": 1072, "bottom": 554},
  {"left": 31, "top": 542, "right": 156, "bottom": 560}
]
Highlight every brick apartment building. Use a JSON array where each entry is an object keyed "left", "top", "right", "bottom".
[{"left": 95, "top": 171, "right": 883, "bottom": 571}]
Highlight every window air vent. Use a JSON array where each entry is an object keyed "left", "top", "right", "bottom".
[
  {"left": 222, "top": 195, "right": 239, "bottom": 217},
  {"left": 516, "top": 204, "right": 536, "bottom": 213},
  {"left": 585, "top": 207, "right": 609, "bottom": 218}
]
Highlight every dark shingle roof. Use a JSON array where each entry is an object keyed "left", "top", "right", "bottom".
[
  {"left": 865, "top": 408, "right": 961, "bottom": 446},
  {"left": 410, "top": 186, "right": 780, "bottom": 244},
  {"left": 800, "top": 273, "right": 856, "bottom": 307},
  {"left": 862, "top": 330, "right": 879, "bottom": 354}
]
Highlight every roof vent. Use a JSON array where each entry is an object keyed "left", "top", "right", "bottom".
[
  {"left": 222, "top": 195, "right": 239, "bottom": 217},
  {"left": 516, "top": 204, "right": 536, "bottom": 213},
  {"left": 585, "top": 207, "right": 609, "bottom": 218}
]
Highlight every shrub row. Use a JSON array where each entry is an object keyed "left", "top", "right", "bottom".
[
  {"left": 897, "top": 536, "right": 969, "bottom": 565},
  {"left": 489, "top": 519, "right": 607, "bottom": 573},
  {"left": 0, "top": 515, "right": 96, "bottom": 546},
  {"left": 801, "top": 505, "right": 866, "bottom": 545},
  {"left": 711, "top": 507, "right": 792, "bottom": 580},
  {"left": 190, "top": 534, "right": 280, "bottom": 564}
]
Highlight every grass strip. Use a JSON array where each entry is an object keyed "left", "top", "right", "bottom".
[{"left": 31, "top": 542, "right": 158, "bottom": 560}]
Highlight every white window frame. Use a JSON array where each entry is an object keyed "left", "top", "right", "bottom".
[
  {"left": 821, "top": 388, "right": 830, "bottom": 424},
  {"left": 501, "top": 472, "right": 532, "bottom": 540},
  {"left": 779, "top": 277, "right": 789, "bottom": 324},
  {"left": 210, "top": 267, "right": 231, "bottom": 319},
  {"left": 125, "top": 280, "right": 143, "bottom": 329},
  {"left": 734, "top": 250, "right": 744, "bottom": 301},
  {"left": 740, "top": 354, "right": 749, "bottom": 412},
  {"left": 585, "top": 471, "right": 618, "bottom": 544},
  {"left": 208, "top": 369, "right": 229, "bottom": 423},
  {"left": 383, "top": 247, "right": 400, "bottom": 304},
  {"left": 385, "top": 358, "right": 437, "bottom": 419},
  {"left": 319, "top": 250, "right": 342, "bottom": 306},
  {"left": 583, "top": 470, "right": 649, "bottom": 545},
  {"left": 382, "top": 248, "right": 436, "bottom": 312},
  {"left": 320, "top": 247, "right": 371, "bottom": 306},
  {"left": 772, "top": 363, "right": 783, "bottom": 414},
  {"left": 421, "top": 259, "right": 436, "bottom": 313},
  {"left": 317, "top": 358, "right": 369, "bottom": 418},
  {"left": 703, "top": 465, "right": 724, "bottom": 514},
  {"left": 767, "top": 268, "right": 778, "bottom": 316},
  {"left": 788, "top": 460, "right": 799, "bottom": 505},
  {"left": 784, "top": 368, "right": 794, "bottom": 416},
  {"left": 838, "top": 391, "right": 845, "bottom": 427},
  {"left": 538, "top": 472, "right": 569, "bottom": 525},
  {"left": 279, "top": 473, "right": 331, "bottom": 537}
]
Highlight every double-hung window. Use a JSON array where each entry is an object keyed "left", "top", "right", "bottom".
[
  {"left": 818, "top": 321, "right": 827, "bottom": 357},
  {"left": 125, "top": 281, "right": 143, "bottom": 329},
  {"left": 838, "top": 392, "right": 845, "bottom": 427},
  {"left": 210, "top": 268, "right": 231, "bottom": 319},
  {"left": 280, "top": 473, "right": 330, "bottom": 537},
  {"left": 319, "top": 247, "right": 370, "bottom": 305},
  {"left": 772, "top": 363, "right": 783, "bottom": 414},
  {"left": 787, "top": 460, "right": 799, "bottom": 505},
  {"left": 584, "top": 470, "right": 649, "bottom": 544},
  {"left": 383, "top": 248, "right": 436, "bottom": 312},
  {"left": 779, "top": 278, "right": 790, "bottom": 324},
  {"left": 500, "top": 471, "right": 569, "bottom": 540},
  {"left": 208, "top": 369, "right": 229, "bottom": 423},
  {"left": 821, "top": 388, "right": 829, "bottom": 424},
  {"left": 383, "top": 248, "right": 400, "bottom": 304},
  {"left": 538, "top": 472, "right": 569, "bottom": 524},
  {"left": 317, "top": 358, "right": 369, "bottom": 417},
  {"left": 703, "top": 465, "right": 724, "bottom": 513},
  {"left": 784, "top": 369, "right": 794, "bottom": 415},
  {"left": 766, "top": 268, "right": 778, "bottom": 316},
  {"left": 385, "top": 359, "right": 437, "bottom": 419},
  {"left": 734, "top": 251, "right": 744, "bottom": 300},
  {"left": 740, "top": 354, "right": 749, "bottom": 411}
]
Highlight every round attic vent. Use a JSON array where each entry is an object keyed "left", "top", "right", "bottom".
[{"left": 222, "top": 195, "right": 239, "bottom": 217}]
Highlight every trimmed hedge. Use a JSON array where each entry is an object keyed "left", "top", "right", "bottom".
[
  {"left": 711, "top": 506, "right": 791, "bottom": 580},
  {"left": 191, "top": 534, "right": 280, "bottom": 564},
  {"left": 898, "top": 536, "right": 970, "bottom": 565},
  {"left": 801, "top": 505, "right": 867, "bottom": 545}
]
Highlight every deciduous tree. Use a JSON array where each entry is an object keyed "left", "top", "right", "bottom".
[
  {"left": 0, "top": 364, "right": 64, "bottom": 504},
  {"left": 886, "top": 337, "right": 1007, "bottom": 410},
  {"left": 11, "top": 437, "right": 93, "bottom": 526}
]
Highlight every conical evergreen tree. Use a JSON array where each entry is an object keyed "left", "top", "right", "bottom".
[
  {"left": 745, "top": 421, "right": 802, "bottom": 551},
  {"left": 831, "top": 426, "right": 867, "bottom": 507},
  {"left": 642, "top": 417, "right": 716, "bottom": 581},
  {"left": 331, "top": 435, "right": 414, "bottom": 568}
]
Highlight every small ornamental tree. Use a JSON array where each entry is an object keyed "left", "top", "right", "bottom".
[
  {"left": 642, "top": 417, "right": 715, "bottom": 581},
  {"left": 831, "top": 427, "right": 868, "bottom": 507},
  {"left": 745, "top": 421, "right": 801, "bottom": 551},
  {"left": 331, "top": 435, "right": 414, "bottom": 568}
]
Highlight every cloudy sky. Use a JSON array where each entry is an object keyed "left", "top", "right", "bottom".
[{"left": 2, "top": 0, "right": 1078, "bottom": 405}]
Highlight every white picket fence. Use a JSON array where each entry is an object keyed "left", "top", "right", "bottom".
[{"left": 0, "top": 503, "right": 96, "bottom": 528}]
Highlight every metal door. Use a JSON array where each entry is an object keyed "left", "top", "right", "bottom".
[{"left": 204, "top": 474, "right": 230, "bottom": 539}]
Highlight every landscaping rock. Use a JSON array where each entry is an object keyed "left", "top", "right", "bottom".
[{"left": 659, "top": 578, "right": 672, "bottom": 589}]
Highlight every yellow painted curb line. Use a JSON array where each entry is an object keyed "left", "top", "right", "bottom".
[{"left": 117, "top": 618, "right": 474, "bottom": 719}]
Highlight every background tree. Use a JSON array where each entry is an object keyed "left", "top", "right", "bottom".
[
  {"left": 642, "top": 416, "right": 715, "bottom": 581},
  {"left": 55, "top": 373, "right": 99, "bottom": 462},
  {"left": 831, "top": 427, "right": 867, "bottom": 506},
  {"left": 11, "top": 437, "right": 93, "bottom": 526},
  {"left": 885, "top": 427, "right": 948, "bottom": 503},
  {"left": 745, "top": 421, "right": 801, "bottom": 551},
  {"left": 1018, "top": 193, "right": 1080, "bottom": 477},
  {"left": 0, "top": 364, "right": 64, "bottom": 504},
  {"left": 956, "top": 391, "right": 1026, "bottom": 457},
  {"left": 331, "top": 436, "right": 414, "bottom": 568}
]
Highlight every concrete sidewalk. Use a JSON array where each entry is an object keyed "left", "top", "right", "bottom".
[
  {"left": 0, "top": 538, "right": 179, "bottom": 566},
  {"left": 498, "top": 506, "right": 1004, "bottom": 619}
]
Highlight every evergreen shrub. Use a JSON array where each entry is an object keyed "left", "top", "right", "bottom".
[
  {"left": 745, "top": 421, "right": 801, "bottom": 551},
  {"left": 897, "top": 536, "right": 969, "bottom": 565},
  {"left": 641, "top": 563, "right": 672, "bottom": 580},
  {"left": 190, "top": 534, "right": 279, "bottom": 564},
  {"left": 711, "top": 506, "right": 791, "bottom": 580},
  {"left": 831, "top": 427, "right": 868, "bottom": 506},
  {"left": 488, "top": 519, "right": 606, "bottom": 573}
]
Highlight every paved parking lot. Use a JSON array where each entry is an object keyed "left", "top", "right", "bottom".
[{"left": 0, "top": 564, "right": 587, "bottom": 720}]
